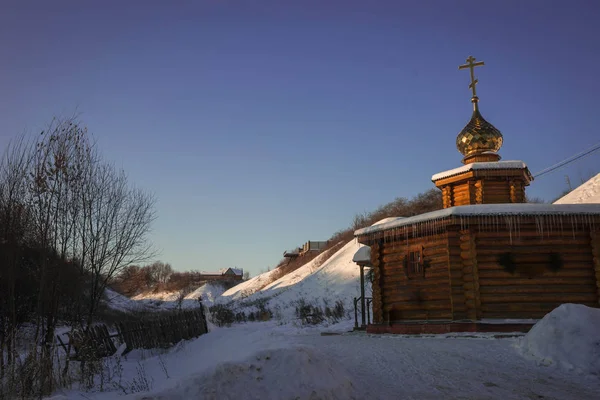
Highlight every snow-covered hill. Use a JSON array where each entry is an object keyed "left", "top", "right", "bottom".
[
  {"left": 103, "top": 288, "right": 152, "bottom": 312},
  {"left": 103, "top": 239, "right": 368, "bottom": 327},
  {"left": 103, "top": 282, "right": 230, "bottom": 312},
  {"left": 554, "top": 173, "right": 600, "bottom": 204},
  {"left": 215, "top": 240, "right": 367, "bottom": 327}
]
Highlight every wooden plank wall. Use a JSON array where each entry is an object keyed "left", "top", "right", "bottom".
[
  {"left": 476, "top": 227, "right": 598, "bottom": 319},
  {"left": 380, "top": 234, "right": 452, "bottom": 321}
]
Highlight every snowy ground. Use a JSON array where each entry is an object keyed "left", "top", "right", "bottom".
[
  {"left": 86, "top": 216, "right": 600, "bottom": 399},
  {"left": 50, "top": 316, "right": 600, "bottom": 400}
]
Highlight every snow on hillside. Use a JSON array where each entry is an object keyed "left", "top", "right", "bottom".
[
  {"left": 219, "top": 268, "right": 284, "bottom": 302},
  {"left": 518, "top": 303, "right": 600, "bottom": 376},
  {"left": 130, "top": 282, "right": 229, "bottom": 310},
  {"left": 217, "top": 240, "right": 367, "bottom": 326},
  {"left": 220, "top": 248, "right": 333, "bottom": 302},
  {"left": 103, "top": 288, "right": 151, "bottom": 313},
  {"left": 103, "top": 282, "right": 230, "bottom": 313},
  {"left": 188, "top": 282, "right": 229, "bottom": 304},
  {"left": 554, "top": 173, "right": 600, "bottom": 204},
  {"left": 105, "top": 217, "right": 394, "bottom": 320}
]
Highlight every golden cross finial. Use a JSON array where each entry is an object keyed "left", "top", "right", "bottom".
[{"left": 459, "top": 55, "right": 485, "bottom": 107}]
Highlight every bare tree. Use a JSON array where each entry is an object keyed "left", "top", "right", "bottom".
[
  {"left": 78, "top": 161, "right": 156, "bottom": 325},
  {"left": 147, "top": 261, "right": 173, "bottom": 285},
  {"left": 0, "top": 117, "right": 157, "bottom": 397},
  {"left": 175, "top": 286, "right": 194, "bottom": 311},
  {"left": 0, "top": 135, "right": 34, "bottom": 381}
]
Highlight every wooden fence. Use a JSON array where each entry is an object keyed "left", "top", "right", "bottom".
[
  {"left": 117, "top": 309, "right": 208, "bottom": 354},
  {"left": 59, "top": 308, "right": 208, "bottom": 360}
]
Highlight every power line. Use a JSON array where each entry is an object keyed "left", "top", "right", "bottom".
[{"left": 533, "top": 141, "right": 600, "bottom": 178}]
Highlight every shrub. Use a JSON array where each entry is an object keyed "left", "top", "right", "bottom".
[
  {"left": 295, "top": 298, "right": 325, "bottom": 325},
  {"left": 208, "top": 304, "right": 235, "bottom": 327},
  {"left": 234, "top": 312, "right": 247, "bottom": 323}
]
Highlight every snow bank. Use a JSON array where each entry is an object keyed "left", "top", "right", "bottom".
[
  {"left": 518, "top": 304, "right": 600, "bottom": 376},
  {"left": 554, "top": 173, "right": 600, "bottom": 204},
  {"left": 137, "top": 346, "right": 357, "bottom": 400}
]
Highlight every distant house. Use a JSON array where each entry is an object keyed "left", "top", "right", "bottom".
[
  {"left": 300, "top": 241, "right": 328, "bottom": 255},
  {"left": 221, "top": 267, "right": 243, "bottom": 277},
  {"left": 283, "top": 241, "right": 328, "bottom": 258},
  {"left": 283, "top": 247, "right": 302, "bottom": 258},
  {"left": 195, "top": 267, "right": 243, "bottom": 282}
]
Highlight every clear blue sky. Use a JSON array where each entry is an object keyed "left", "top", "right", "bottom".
[{"left": 1, "top": 1, "right": 599, "bottom": 276}]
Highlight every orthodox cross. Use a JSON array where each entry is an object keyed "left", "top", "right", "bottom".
[{"left": 458, "top": 56, "right": 485, "bottom": 98}]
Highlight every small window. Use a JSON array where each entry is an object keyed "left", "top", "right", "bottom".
[{"left": 405, "top": 247, "right": 424, "bottom": 278}]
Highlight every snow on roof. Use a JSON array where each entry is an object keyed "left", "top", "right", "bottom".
[
  {"left": 220, "top": 267, "right": 243, "bottom": 275},
  {"left": 431, "top": 161, "right": 528, "bottom": 181},
  {"left": 372, "top": 217, "right": 404, "bottom": 226},
  {"left": 352, "top": 246, "right": 371, "bottom": 264},
  {"left": 354, "top": 203, "right": 600, "bottom": 236},
  {"left": 200, "top": 271, "right": 221, "bottom": 276},
  {"left": 553, "top": 173, "right": 600, "bottom": 205}
]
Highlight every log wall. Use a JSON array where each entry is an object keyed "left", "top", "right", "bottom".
[
  {"left": 435, "top": 175, "right": 528, "bottom": 209},
  {"left": 370, "top": 241, "right": 384, "bottom": 324},
  {"left": 379, "top": 234, "right": 452, "bottom": 321},
  {"left": 460, "top": 229, "right": 481, "bottom": 320},
  {"left": 447, "top": 228, "right": 467, "bottom": 320},
  {"left": 475, "top": 227, "right": 598, "bottom": 319},
  {"left": 452, "top": 182, "right": 471, "bottom": 206},
  {"left": 591, "top": 230, "right": 600, "bottom": 305}
]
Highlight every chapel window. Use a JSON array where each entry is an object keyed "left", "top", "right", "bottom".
[{"left": 406, "top": 248, "right": 424, "bottom": 277}]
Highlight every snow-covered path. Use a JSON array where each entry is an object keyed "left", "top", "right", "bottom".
[{"left": 109, "top": 323, "right": 600, "bottom": 400}]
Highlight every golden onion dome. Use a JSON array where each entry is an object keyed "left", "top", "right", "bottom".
[
  {"left": 456, "top": 56, "right": 503, "bottom": 163},
  {"left": 456, "top": 105, "right": 503, "bottom": 157}
]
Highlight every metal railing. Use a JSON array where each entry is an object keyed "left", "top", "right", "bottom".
[{"left": 353, "top": 296, "right": 372, "bottom": 330}]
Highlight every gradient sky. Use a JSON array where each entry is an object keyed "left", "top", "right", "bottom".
[{"left": 1, "top": 1, "right": 599, "bottom": 276}]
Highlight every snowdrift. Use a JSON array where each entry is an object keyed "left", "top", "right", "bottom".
[
  {"left": 140, "top": 346, "right": 357, "bottom": 400},
  {"left": 518, "top": 303, "right": 600, "bottom": 376}
]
